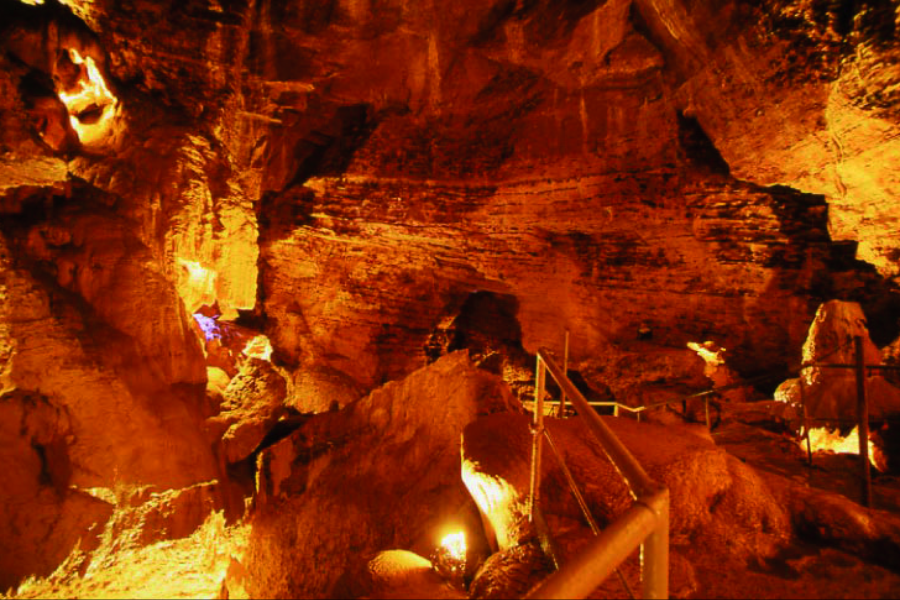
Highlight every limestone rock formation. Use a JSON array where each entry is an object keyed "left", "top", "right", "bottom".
[
  {"left": 207, "top": 358, "right": 288, "bottom": 464},
  {"left": 1, "top": 0, "right": 900, "bottom": 596},
  {"left": 243, "top": 352, "right": 518, "bottom": 598},
  {"left": 776, "top": 300, "right": 900, "bottom": 423},
  {"left": 343, "top": 550, "right": 465, "bottom": 600},
  {"left": 636, "top": 0, "right": 900, "bottom": 279},
  {"left": 21, "top": 0, "right": 894, "bottom": 414},
  {"left": 0, "top": 224, "right": 220, "bottom": 587},
  {"left": 462, "top": 412, "right": 790, "bottom": 558}
]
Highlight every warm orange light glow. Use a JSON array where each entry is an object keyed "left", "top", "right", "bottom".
[
  {"left": 57, "top": 48, "right": 119, "bottom": 147},
  {"left": 242, "top": 335, "right": 273, "bottom": 362},
  {"left": 461, "top": 459, "right": 519, "bottom": 549},
  {"left": 177, "top": 259, "right": 218, "bottom": 313},
  {"left": 439, "top": 531, "right": 466, "bottom": 562},
  {"left": 687, "top": 341, "right": 726, "bottom": 366},
  {"left": 15, "top": 511, "right": 248, "bottom": 599},
  {"left": 179, "top": 259, "right": 215, "bottom": 285},
  {"left": 803, "top": 426, "right": 886, "bottom": 471}
]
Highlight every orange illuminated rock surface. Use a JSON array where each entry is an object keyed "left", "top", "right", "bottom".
[
  {"left": 1, "top": 0, "right": 900, "bottom": 597},
  {"left": 777, "top": 300, "right": 900, "bottom": 423},
  {"left": 242, "top": 352, "right": 516, "bottom": 598}
]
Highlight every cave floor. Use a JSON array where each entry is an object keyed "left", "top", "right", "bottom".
[
  {"left": 712, "top": 413, "right": 900, "bottom": 514},
  {"left": 688, "top": 407, "right": 900, "bottom": 599}
]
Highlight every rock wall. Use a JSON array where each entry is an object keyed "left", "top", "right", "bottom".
[
  {"left": 14, "top": 0, "right": 892, "bottom": 412},
  {"left": 244, "top": 352, "right": 517, "bottom": 599},
  {"left": 1, "top": 0, "right": 900, "bottom": 590},
  {"left": 635, "top": 0, "right": 900, "bottom": 278}
]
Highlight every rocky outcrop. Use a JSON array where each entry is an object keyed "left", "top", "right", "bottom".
[
  {"left": 635, "top": 0, "right": 900, "bottom": 279},
  {"left": 207, "top": 358, "right": 288, "bottom": 464},
  {"left": 4, "top": 0, "right": 896, "bottom": 410},
  {"left": 0, "top": 228, "right": 221, "bottom": 587},
  {"left": 262, "top": 172, "right": 893, "bottom": 410},
  {"left": 462, "top": 412, "right": 790, "bottom": 557},
  {"left": 776, "top": 300, "right": 900, "bottom": 423},
  {"left": 243, "top": 352, "right": 518, "bottom": 599}
]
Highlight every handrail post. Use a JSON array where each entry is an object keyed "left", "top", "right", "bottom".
[
  {"left": 800, "top": 373, "right": 813, "bottom": 466},
  {"left": 855, "top": 335, "right": 872, "bottom": 508},
  {"left": 530, "top": 355, "right": 547, "bottom": 522},
  {"left": 704, "top": 398, "right": 710, "bottom": 429},
  {"left": 641, "top": 488, "right": 669, "bottom": 600},
  {"left": 559, "top": 330, "right": 570, "bottom": 418}
]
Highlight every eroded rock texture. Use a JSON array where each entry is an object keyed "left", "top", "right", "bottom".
[
  {"left": 13, "top": 0, "right": 890, "bottom": 414},
  {"left": 2, "top": 0, "right": 900, "bottom": 593},
  {"left": 637, "top": 0, "right": 900, "bottom": 277},
  {"left": 777, "top": 300, "right": 900, "bottom": 423},
  {"left": 244, "top": 352, "right": 517, "bottom": 599}
]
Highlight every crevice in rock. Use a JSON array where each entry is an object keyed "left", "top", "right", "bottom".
[
  {"left": 425, "top": 291, "right": 534, "bottom": 400},
  {"left": 285, "top": 103, "right": 378, "bottom": 188},
  {"left": 676, "top": 111, "right": 730, "bottom": 176},
  {"left": 425, "top": 291, "right": 614, "bottom": 405}
]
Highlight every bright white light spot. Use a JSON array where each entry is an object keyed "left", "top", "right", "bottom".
[
  {"left": 439, "top": 531, "right": 466, "bottom": 562},
  {"left": 57, "top": 48, "right": 118, "bottom": 147},
  {"left": 803, "top": 426, "right": 886, "bottom": 471},
  {"left": 242, "top": 335, "right": 273, "bottom": 361}
]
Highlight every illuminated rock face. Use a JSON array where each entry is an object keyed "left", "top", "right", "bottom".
[
  {"left": 0, "top": 229, "right": 219, "bottom": 587},
  {"left": 634, "top": 0, "right": 900, "bottom": 278},
  {"left": 245, "top": 352, "right": 517, "bottom": 599},
  {"left": 0, "top": 0, "right": 899, "bottom": 592},
  {"left": 777, "top": 300, "right": 900, "bottom": 423},
  {"left": 18, "top": 0, "right": 894, "bottom": 411}
]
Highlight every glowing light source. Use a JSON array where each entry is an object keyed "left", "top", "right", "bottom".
[
  {"left": 432, "top": 529, "right": 466, "bottom": 587},
  {"left": 802, "top": 426, "right": 887, "bottom": 471},
  {"left": 242, "top": 335, "right": 273, "bottom": 361},
  {"left": 193, "top": 313, "right": 222, "bottom": 342},
  {"left": 439, "top": 531, "right": 466, "bottom": 562},
  {"left": 687, "top": 341, "right": 726, "bottom": 366},
  {"left": 56, "top": 48, "right": 118, "bottom": 147}
]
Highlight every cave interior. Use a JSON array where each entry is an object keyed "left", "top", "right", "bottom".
[{"left": 2, "top": 0, "right": 900, "bottom": 598}]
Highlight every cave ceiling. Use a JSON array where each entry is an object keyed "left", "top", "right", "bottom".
[{"left": 1, "top": 0, "right": 899, "bottom": 418}]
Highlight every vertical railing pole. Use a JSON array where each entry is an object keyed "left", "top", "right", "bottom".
[
  {"left": 642, "top": 490, "right": 669, "bottom": 600},
  {"left": 800, "top": 372, "right": 813, "bottom": 467},
  {"left": 559, "top": 330, "right": 570, "bottom": 418},
  {"left": 530, "top": 356, "right": 547, "bottom": 522},
  {"left": 855, "top": 335, "right": 872, "bottom": 508},
  {"left": 704, "top": 398, "right": 710, "bottom": 429}
]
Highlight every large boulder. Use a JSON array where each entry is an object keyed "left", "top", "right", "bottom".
[
  {"left": 462, "top": 412, "right": 791, "bottom": 559},
  {"left": 239, "top": 351, "right": 519, "bottom": 599},
  {"left": 207, "top": 358, "right": 288, "bottom": 464},
  {"left": 776, "top": 300, "right": 900, "bottom": 423}
]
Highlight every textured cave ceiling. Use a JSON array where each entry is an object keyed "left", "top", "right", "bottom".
[{"left": 2, "top": 0, "right": 900, "bottom": 597}]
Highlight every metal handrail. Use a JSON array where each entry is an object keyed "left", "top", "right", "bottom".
[
  {"left": 525, "top": 348, "right": 669, "bottom": 600},
  {"left": 528, "top": 370, "right": 787, "bottom": 428}
]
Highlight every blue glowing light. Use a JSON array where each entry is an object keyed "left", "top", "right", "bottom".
[{"left": 193, "top": 313, "right": 222, "bottom": 341}]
